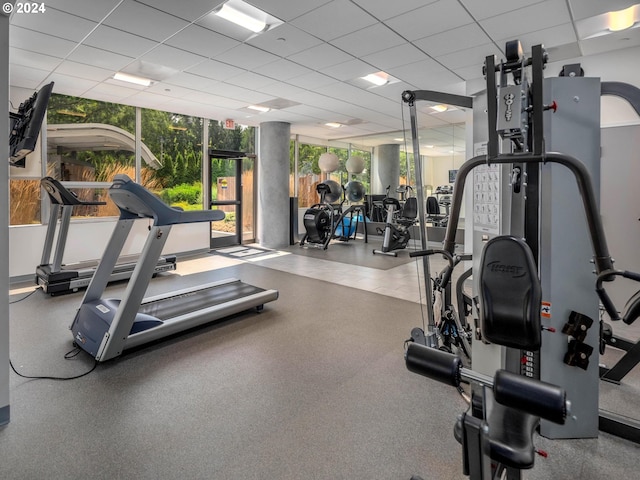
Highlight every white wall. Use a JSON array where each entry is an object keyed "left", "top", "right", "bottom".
[{"left": 11, "top": 220, "right": 209, "bottom": 279}]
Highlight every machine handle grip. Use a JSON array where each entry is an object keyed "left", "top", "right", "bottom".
[
  {"left": 405, "top": 343, "right": 462, "bottom": 387},
  {"left": 409, "top": 249, "right": 436, "bottom": 258},
  {"left": 597, "top": 287, "right": 621, "bottom": 321},
  {"left": 493, "top": 369, "right": 567, "bottom": 425}
]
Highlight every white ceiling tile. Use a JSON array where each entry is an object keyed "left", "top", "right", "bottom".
[
  {"left": 164, "top": 25, "right": 240, "bottom": 59},
  {"left": 212, "top": 44, "right": 280, "bottom": 70},
  {"left": 9, "top": 64, "right": 51, "bottom": 90},
  {"left": 10, "top": 9, "right": 97, "bottom": 43},
  {"left": 247, "top": 0, "right": 333, "bottom": 21},
  {"left": 136, "top": 0, "right": 218, "bottom": 22},
  {"left": 255, "top": 81, "right": 308, "bottom": 99},
  {"left": 186, "top": 59, "right": 246, "bottom": 81},
  {"left": 291, "top": 0, "right": 378, "bottom": 42},
  {"left": 330, "top": 23, "right": 406, "bottom": 58},
  {"left": 459, "top": 0, "right": 546, "bottom": 21},
  {"left": 204, "top": 82, "right": 273, "bottom": 104},
  {"left": 497, "top": 23, "right": 577, "bottom": 53},
  {"left": 436, "top": 43, "right": 502, "bottom": 70},
  {"left": 90, "top": 82, "right": 143, "bottom": 98},
  {"left": 288, "top": 43, "right": 353, "bottom": 70},
  {"left": 351, "top": 0, "right": 437, "bottom": 21},
  {"left": 479, "top": 0, "right": 571, "bottom": 41},
  {"left": 164, "top": 72, "right": 220, "bottom": 91},
  {"left": 226, "top": 72, "right": 278, "bottom": 90},
  {"left": 45, "top": 0, "right": 122, "bottom": 22},
  {"left": 55, "top": 61, "right": 113, "bottom": 82},
  {"left": 579, "top": 29, "right": 640, "bottom": 56},
  {"left": 287, "top": 71, "right": 337, "bottom": 90},
  {"left": 361, "top": 43, "right": 426, "bottom": 71},
  {"left": 413, "top": 23, "right": 492, "bottom": 57},
  {"left": 9, "top": 26, "right": 77, "bottom": 58},
  {"left": 252, "top": 59, "right": 312, "bottom": 81},
  {"left": 322, "top": 59, "right": 377, "bottom": 82},
  {"left": 385, "top": 0, "right": 474, "bottom": 41},
  {"left": 45, "top": 72, "right": 99, "bottom": 96},
  {"left": 144, "top": 82, "right": 195, "bottom": 98},
  {"left": 103, "top": 0, "right": 190, "bottom": 42},
  {"left": 567, "top": 0, "right": 635, "bottom": 21},
  {"left": 247, "top": 24, "right": 323, "bottom": 57},
  {"left": 84, "top": 25, "right": 157, "bottom": 59},
  {"left": 391, "top": 59, "right": 462, "bottom": 89},
  {"left": 140, "top": 45, "right": 207, "bottom": 71},
  {"left": 67, "top": 45, "right": 135, "bottom": 71},
  {"left": 10, "top": 47, "right": 61, "bottom": 71}
]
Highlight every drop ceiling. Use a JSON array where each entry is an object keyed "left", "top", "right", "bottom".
[{"left": 8, "top": 0, "right": 640, "bottom": 147}]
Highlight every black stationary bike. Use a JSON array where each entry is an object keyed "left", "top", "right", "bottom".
[{"left": 372, "top": 185, "right": 418, "bottom": 257}]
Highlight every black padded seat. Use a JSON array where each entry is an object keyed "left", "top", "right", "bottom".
[
  {"left": 479, "top": 235, "right": 542, "bottom": 350},
  {"left": 397, "top": 197, "right": 418, "bottom": 227},
  {"left": 485, "top": 404, "right": 539, "bottom": 469}
]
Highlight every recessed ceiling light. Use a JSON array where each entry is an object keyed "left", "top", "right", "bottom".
[
  {"left": 393, "top": 138, "right": 404, "bottom": 142},
  {"left": 325, "top": 122, "right": 342, "bottom": 128},
  {"left": 361, "top": 72, "right": 389, "bottom": 86},
  {"left": 610, "top": 5, "right": 636, "bottom": 31},
  {"left": 113, "top": 72, "right": 152, "bottom": 86},
  {"left": 430, "top": 104, "right": 448, "bottom": 113},
  {"left": 247, "top": 105, "right": 270, "bottom": 112},
  {"left": 214, "top": 1, "right": 267, "bottom": 33},
  {"left": 424, "top": 145, "right": 434, "bottom": 149}
]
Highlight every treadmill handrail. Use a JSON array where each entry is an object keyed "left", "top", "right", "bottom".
[
  {"left": 41, "top": 177, "right": 106, "bottom": 206},
  {"left": 109, "top": 174, "right": 225, "bottom": 225}
]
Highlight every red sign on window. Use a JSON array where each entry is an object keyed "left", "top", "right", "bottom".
[{"left": 224, "top": 119, "right": 235, "bottom": 130}]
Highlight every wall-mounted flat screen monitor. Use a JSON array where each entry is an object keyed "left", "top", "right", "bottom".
[{"left": 9, "top": 81, "right": 54, "bottom": 167}]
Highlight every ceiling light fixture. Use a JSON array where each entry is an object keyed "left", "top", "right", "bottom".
[
  {"left": 113, "top": 72, "right": 152, "bottom": 87},
  {"left": 325, "top": 122, "right": 342, "bottom": 128},
  {"left": 609, "top": 5, "right": 636, "bottom": 31},
  {"left": 430, "top": 104, "right": 448, "bottom": 113},
  {"left": 361, "top": 72, "right": 389, "bottom": 86},
  {"left": 214, "top": 2, "right": 267, "bottom": 33},
  {"left": 247, "top": 105, "right": 270, "bottom": 113}
]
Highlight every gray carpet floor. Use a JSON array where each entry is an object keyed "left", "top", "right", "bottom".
[{"left": 3, "top": 258, "right": 640, "bottom": 479}]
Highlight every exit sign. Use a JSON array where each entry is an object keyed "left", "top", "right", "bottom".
[{"left": 223, "top": 119, "right": 235, "bottom": 130}]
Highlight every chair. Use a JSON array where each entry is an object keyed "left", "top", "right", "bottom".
[{"left": 426, "top": 196, "right": 447, "bottom": 226}]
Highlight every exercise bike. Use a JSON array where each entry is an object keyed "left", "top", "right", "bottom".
[
  {"left": 300, "top": 181, "right": 340, "bottom": 250},
  {"left": 373, "top": 186, "right": 418, "bottom": 257}
]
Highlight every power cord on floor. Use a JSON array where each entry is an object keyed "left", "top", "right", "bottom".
[
  {"left": 9, "top": 346, "right": 98, "bottom": 380},
  {"left": 9, "top": 286, "right": 42, "bottom": 304}
]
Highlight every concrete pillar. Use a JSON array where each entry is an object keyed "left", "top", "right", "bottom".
[
  {"left": 258, "top": 121, "right": 290, "bottom": 248},
  {"left": 375, "top": 144, "right": 400, "bottom": 195}
]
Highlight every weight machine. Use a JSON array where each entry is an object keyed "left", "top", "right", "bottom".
[{"left": 402, "top": 38, "right": 640, "bottom": 478}]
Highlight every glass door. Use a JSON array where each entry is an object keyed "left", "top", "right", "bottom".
[{"left": 210, "top": 156, "right": 242, "bottom": 248}]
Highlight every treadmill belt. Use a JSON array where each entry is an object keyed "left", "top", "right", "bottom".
[{"left": 139, "top": 282, "right": 265, "bottom": 320}]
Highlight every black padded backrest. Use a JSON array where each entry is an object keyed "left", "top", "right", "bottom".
[
  {"left": 402, "top": 197, "right": 418, "bottom": 219},
  {"left": 479, "top": 236, "right": 541, "bottom": 350},
  {"left": 426, "top": 196, "right": 440, "bottom": 215}
]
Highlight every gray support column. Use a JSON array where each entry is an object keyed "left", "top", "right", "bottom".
[
  {"left": 258, "top": 121, "right": 290, "bottom": 248},
  {"left": 1, "top": 7, "right": 10, "bottom": 425},
  {"left": 375, "top": 144, "right": 400, "bottom": 194}
]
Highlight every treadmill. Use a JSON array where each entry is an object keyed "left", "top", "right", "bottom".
[
  {"left": 36, "top": 177, "right": 177, "bottom": 295},
  {"left": 70, "top": 174, "right": 278, "bottom": 362}
]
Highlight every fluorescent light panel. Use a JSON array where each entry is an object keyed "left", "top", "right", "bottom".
[
  {"left": 248, "top": 105, "right": 270, "bottom": 112},
  {"left": 215, "top": 2, "right": 267, "bottom": 33},
  {"left": 361, "top": 72, "right": 388, "bottom": 86},
  {"left": 113, "top": 72, "right": 152, "bottom": 86},
  {"left": 325, "top": 122, "right": 342, "bottom": 128},
  {"left": 430, "top": 104, "right": 448, "bottom": 113},
  {"left": 609, "top": 5, "right": 636, "bottom": 31}
]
